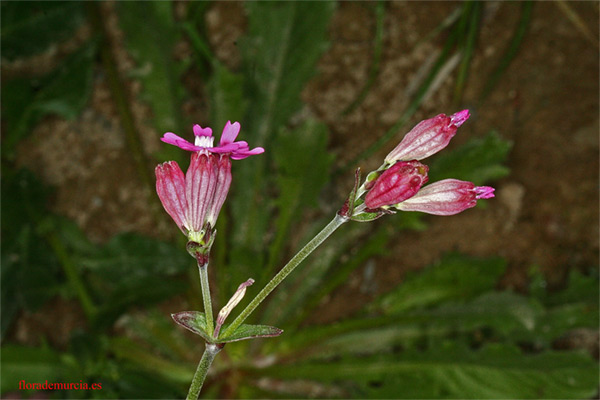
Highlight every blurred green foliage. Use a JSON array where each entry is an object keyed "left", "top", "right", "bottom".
[{"left": 1, "top": 1, "right": 597, "bottom": 399}]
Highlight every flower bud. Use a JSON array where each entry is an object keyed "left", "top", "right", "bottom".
[
  {"left": 364, "top": 161, "right": 429, "bottom": 209},
  {"left": 214, "top": 278, "right": 255, "bottom": 338},
  {"left": 396, "top": 178, "right": 495, "bottom": 215},
  {"left": 385, "top": 110, "right": 470, "bottom": 164}
]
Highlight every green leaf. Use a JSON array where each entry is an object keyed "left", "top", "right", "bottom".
[
  {"left": 171, "top": 311, "right": 212, "bottom": 343},
  {"left": 108, "top": 366, "right": 185, "bottom": 399},
  {"left": 262, "top": 343, "right": 599, "bottom": 399},
  {"left": 79, "top": 233, "right": 191, "bottom": 327},
  {"left": 172, "top": 312, "right": 282, "bottom": 344},
  {"left": 1, "top": 1, "right": 85, "bottom": 60},
  {"left": 1, "top": 169, "right": 62, "bottom": 339},
  {"left": 2, "top": 42, "right": 96, "bottom": 157},
  {"left": 351, "top": 210, "right": 387, "bottom": 222},
  {"left": 117, "top": 2, "right": 184, "bottom": 136},
  {"left": 428, "top": 130, "right": 512, "bottom": 185},
  {"left": 209, "top": 64, "right": 247, "bottom": 130},
  {"left": 1, "top": 345, "right": 65, "bottom": 395},
  {"left": 522, "top": 268, "right": 599, "bottom": 346},
  {"left": 291, "top": 292, "right": 541, "bottom": 361},
  {"left": 531, "top": 268, "right": 599, "bottom": 307},
  {"left": 219, "top": 324, "right": 283, "bottom": 343},
  {"left": 28, "top": 43, "right": 95, "bottom": 116},
  {"left": 265, "top": 120, "right": 334, "bottom": 276},
  {"left": 227, "top": 2, "right": 335, "bottom": 286},
  {"left": 80, "top": 233, "right": 190, "bottom": 277},
  {"left": 372, "top": 253, "right": 506, "bottom": 314},
  {"left": 111, "top": 337, "right": 194, "bottom": 385},
  {"left": 241, "top": 1, "right": 335, "bottom": 144}
]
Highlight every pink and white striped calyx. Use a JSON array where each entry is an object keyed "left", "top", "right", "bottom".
[{"left": 350, "top": 110, "right": 494, "bottom": 219}]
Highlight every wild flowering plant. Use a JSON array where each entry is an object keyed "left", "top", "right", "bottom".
[{"left": 155, "top": 111, "right": 494, "bottom": 399}]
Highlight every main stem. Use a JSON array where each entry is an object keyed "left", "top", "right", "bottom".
[
  {"left": 186, "top": 343, "right": 222, "bottom": 400},
  {"left": 221, "top": 213, "right": 348, "bottom": 338},
  {"left": 198, "top": 262, "right": 214, "bottom": 336}
]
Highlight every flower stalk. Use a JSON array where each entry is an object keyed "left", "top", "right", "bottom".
[
  {"left": 220, "top": 213, "right": 349, "bottom": 338},
  {"left": 197, "top": 262, "right": 214, "bottom": 337},
  {"left": 186, "top": 343, "right": 223, "bottom": 400}
]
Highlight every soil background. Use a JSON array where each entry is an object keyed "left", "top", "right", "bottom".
[{"left": 10, "top": 1, "right": 599, "bottom": 347}]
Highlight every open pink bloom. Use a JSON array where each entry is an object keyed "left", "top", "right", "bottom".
[
  {"left": 157, "top": 121, "right": 263, "bottom": 239},
  {"left": 385, "top": 110, "right": 470, "bottom": 164},
  {"left": 156, "top": 154, "right": 231, "bottom": 240},
  {"left": 161, "top": 121, "right": 264, "bottom": 160},
  {"left": 360, "top": 110, "right": 495, "bottom": 215}
]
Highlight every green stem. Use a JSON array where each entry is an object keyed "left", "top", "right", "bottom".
[
  {"left": 198, "top": 262, "right": 214, "bottom": 336},
  {"left": 46, "top": 232, "right": 97, "bottom": 321},
  {"left": 86, "top": 2, "right": 154, "bottom": 197},
  {"left": 221, "top": 213, "right": 348, "bottom": 338},
  {"left": 186, "top": 343, "right": 222, "bottom": 400}
]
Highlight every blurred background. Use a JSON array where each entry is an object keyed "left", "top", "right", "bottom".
[{"left": 2, "top": 1, "right": 598, "bottom": 398}]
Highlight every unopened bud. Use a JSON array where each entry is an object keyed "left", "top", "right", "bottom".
[
  {"left": 396, "top": 178, "right": 495, "bottom": 215},
  {"left": 364, "top": 161, "right": 429, "bottom": 209},
  {"left": 385, "top": 110, "right": 470, "bottom": 164},
  {"left": 214, "top": 278, "right": 255, "bottom": 338}
]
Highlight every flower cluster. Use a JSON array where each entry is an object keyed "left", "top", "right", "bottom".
[
  {"left": 156, "top": 121, "right": 264, "bottom": 249},
  {"left": 351, "top": 110, "right": 494, "bottom": 219}
]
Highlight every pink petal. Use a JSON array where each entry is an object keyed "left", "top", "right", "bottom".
[
  {"left": 193, "top": 124, "right": 213, "bottom": 137},
  {"left": 475, "top": 186, "right": 495, "bottom": 199},
  {"left": 161, "top": 133, "right": 201, "bottom": 152},
  {"left": 231, "top": 146, "right": 265, "bottom": 160},
  {"left": 450, "top": 109, "right": 470, "bottom": 127},
  {"left": 210, "top": 143, "right": 242, "bottom": 153},
  {"left": 220, "top": 121, "right": 241, "bottom": 145}
]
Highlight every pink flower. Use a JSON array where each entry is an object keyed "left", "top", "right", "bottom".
[
  {"left": 157, "top": 121, "right": 263, "bottom": 241},
  {"left": 156, "top": 154, "right": 231, "bottom": 241},
  {"left": 396, "top": 179, "right": 495, "bottom": 215},
  {"left": 161, "top": 121, "right": 264, "bottom": 160},
  {"left": 385, "top": 110, "right": 470, "bottom": 164},
  {"left": 364, "top": 161, "right": 429, "bottom": 209},
  {"left": 357, "top": 110, "right": 495, "bottom": 216}
]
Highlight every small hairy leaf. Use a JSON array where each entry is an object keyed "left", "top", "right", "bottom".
[
  {"left": 218, "top": 324, "right": 283, "bottom": 343},
  {"left": 171, "top": 311, "right": 212, "bottom": 343},
  {"left": 372, "top": 253, "right": 506, "bottom": 314}
]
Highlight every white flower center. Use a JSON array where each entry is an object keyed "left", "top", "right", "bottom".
[{"left": 195, "top": 135, "right": 214, "bottom": 148}]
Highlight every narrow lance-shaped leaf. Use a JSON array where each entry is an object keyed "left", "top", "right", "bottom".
[
  {"left": 117, "top": 2, "right": 184, "bottom": 138},
  {"left": 259, "top": 343, "right": 599, "bottom": 399},
  {"left": 217, "top": 324, "right": 283, "bottom": 343}
]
